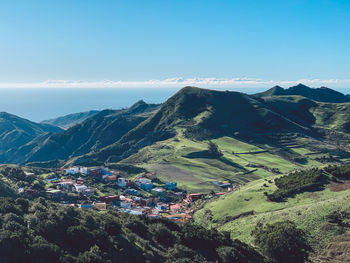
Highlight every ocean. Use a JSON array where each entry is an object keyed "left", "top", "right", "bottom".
[
  {"left": 0, "top": 88, "right": 180, "bottom": 122},
  {"left": 0, "top": 87, "right": 269, "bottom": 122},
  {"left": 4, "top": 86, "right": 347, "bottom": 122}
]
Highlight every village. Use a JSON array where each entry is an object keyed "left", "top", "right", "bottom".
[{"left": 17, "top": 165, "right": 239, "bottom": 223}]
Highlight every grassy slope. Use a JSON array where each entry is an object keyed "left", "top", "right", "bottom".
[
  {"left": 116, "top": 91, "right": 350, "bottom": 193},
  {"left": 263, "top": 95, "right": 350, "bottom": 132},
  {"left": 194, "top": 174, "right": 350, "bottom": 255},
  {"left": 69, "top": 88, "right": 350, "bottom": 194},
  {"left": 120, "top": 126, "right": 337, "bottom": 192}
]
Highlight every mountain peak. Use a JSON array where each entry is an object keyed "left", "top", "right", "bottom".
[
  {"left": 132, "top": 99, "right": 147, "bottom": 106},
  {"left": 289, "top": 83, "right": 312, "bottom": 91},
  {"left": 255, "top": 84, "right": 350, "bottom": 103},
  {"left": 128, "top": 99, "right": 151, "bottom": 114}
]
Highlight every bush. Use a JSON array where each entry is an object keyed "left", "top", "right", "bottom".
[
  {"left": 126, "top": 220, "right": 148, "bottom": 238},
  {"left": 325, "top": 164, "right": 350, "bottom": 179},
  {"left": 77, "top": 245, "right": 110, "bottom": 263},
  {"left": 252, "top": 221, "right": 311, "bottom": 263},
  {"left": 208, "top": 141, "right": 223, "bottom": 157},
  {"left": 216, "top": 240, "right": 265, "bottom": 263},
  {"left": 267, "top": 168, "right": 326, "bottom": 201},
  {"left": 66, "top": 225, "right": 94, "bottom": 251},
  {"left": 150, "top": 223, "right": 177, "bottom": 247},
  {"left": 104, "top": 216, "right": 121, "bottom": 236},
  {"left": 166, "top": 244, "right": 203, "bottom": 263}
]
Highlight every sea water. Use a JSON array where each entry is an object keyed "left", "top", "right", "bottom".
[{"left": 0, "top": 88, "right": 179, "bottom": 122}]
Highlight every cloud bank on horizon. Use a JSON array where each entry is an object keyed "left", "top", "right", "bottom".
[{"left": 0, "top": 78, "right": 350, "bottom": 89}]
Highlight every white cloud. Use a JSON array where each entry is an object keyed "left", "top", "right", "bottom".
[{"left": 0, "top": 77, "right": 350, "bottom": 89}]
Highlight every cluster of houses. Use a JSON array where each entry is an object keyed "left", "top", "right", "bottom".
[
  {"left": 18, "top": 165, "right": 236, "bottom": 223},
  {"left": 64, "top": 166, "right": 118, "bottom": 181}
]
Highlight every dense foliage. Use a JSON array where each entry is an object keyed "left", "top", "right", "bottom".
[
  {"left": 207, "top": 141, "right": 223, "bottom": 157},
  {"left": 0, "top": 166, "right": 46, "bottom": 191},
  {"left": 0, "top": 197, "right": 264, "bottom": 263},
  {"left": 252, "top": 221, "right": 311, "bottom": 263},
  {"left": 324, "top": 164, "right": 350, "bottom": 179},
  {"left": 267, "top": 168, "right": 326, "bottom": 202}
]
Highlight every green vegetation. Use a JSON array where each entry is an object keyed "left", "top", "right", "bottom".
[
  {"left": 194, "top": 164, "right": 350, "bottom": 260},
  {"left": 67, "top": 86, "right": 350, "bottom": 193},
  {"left": 267, "top": 168, "right": 327, "bottom": 202},
  {"left": 207, "top": 141, "right": 223, "bottom": 157},
  {"left": 41, "top": 110, "right": 99, "bottom": 129},
  {"left": 3, "top": 85, "right": 350, "bottom": 261},
  {"left": 5, "top": 101, "right": 159, "bottom": 164},
  {"left": 0, "top": 165, "right": 47, "bottom": 192},
  {"left": 252, "top": 221, "right": 311, "bottom": 263},
  {"left": 324, "top": 164, "right": 350, "bottom": 179},
  {"left": 0, "top": 112, "right": 62, "bottom": 162},
  {"left": 0, "top": 197, "right": 264, "bottom": 263},
  {"left": 254, "top": 83, "right": 350, "bottom": 103}
]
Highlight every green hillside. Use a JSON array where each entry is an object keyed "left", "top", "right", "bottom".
[
  {"left": 69, "top": 87, "right": 350, "bottom": 192},
  {"left": 71, "top": 87, "right": 317, "bottom": 164},
  {"left": 41, "top": 110, "right": 99, "bottom": 129},
  {"left": 254, "top": 83, "right": 350, "bottom": 103},
  {"left": 0, "top": 112, "right": 63, "bottom": 162},
  {"left": 6, "top": 101, "right": 160, "bottom": 164},
  {"left": 193, "top": 168, "right": 350, "bottom": 261}
]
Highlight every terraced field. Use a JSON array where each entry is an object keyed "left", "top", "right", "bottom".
[{"left": 120, "top": 127, "right": 348, "bottom": 192}]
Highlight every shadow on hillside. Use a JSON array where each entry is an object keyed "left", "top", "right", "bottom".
[{"left": 183, "top": 150, "right": 247, "bottom": 170}]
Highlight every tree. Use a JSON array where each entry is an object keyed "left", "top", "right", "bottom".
[
  {"left": 252, "top": 221, "right": 311, "bottom": 263},
  {"left": 208, "top": 141, "right": 223, "bottom": 157},
  {"left": 216, "top": 239, "right": 265, "bottom": 263},
  {"left": 77, "top": 245, "right": 110, "bottom": 263},
  {"left": 150, "top": 223, "right": 176, "bottom": 247}
]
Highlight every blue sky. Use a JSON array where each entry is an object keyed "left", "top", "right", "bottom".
[{"left": 0, "top": 0, "right": 349, "bottom": 88}]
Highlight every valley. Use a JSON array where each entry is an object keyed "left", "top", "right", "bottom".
[{"left": 1, "top": 84, "right": 350, "bottom": 262}]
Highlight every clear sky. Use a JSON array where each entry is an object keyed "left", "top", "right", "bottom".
[{"left": 0, "top": 0, "right": 349, "bottom": 88}]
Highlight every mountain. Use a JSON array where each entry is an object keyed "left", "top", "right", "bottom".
[
  {"left": 69, "top": 86, "right": 350, "bottom": 193},
  {"left": 4, "top": 85, "right": 350, "bottom": 192},
  {"left": 0, "top": 112, "right": 63, "bottom": 161},
  {"left": 6, "top": 100, "right": 160, "bottom": 164},
  {"left": 254, "top": 83, "right": 350, "bottom": 103},
  {"left": 71, "top": 86, "right": 313, "bottom": 166},
  {"left": 261, "top": 95, "right": 350, "bottom": 133},
  {"left": 41, "top": 110, "right": 99, "bottom": 129}
]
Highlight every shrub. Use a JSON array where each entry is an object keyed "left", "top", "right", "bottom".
[
  {"left": 216, "top": 240, "right": 265, "bottom": 263},
  {"left": 252, "top": 221, "right": 311, "bottom": 263},
  {"left": 208, "top": 141, "right": 223, "bottom": 157},
  {"left": 267, "top": 168, "right": 326, "bottom": 201},
  {"left": 150, "top": 223, "right": 177, "bottom": 247}
]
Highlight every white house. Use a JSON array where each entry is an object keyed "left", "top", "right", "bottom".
[
  {"left": 79, "top": 167, "right": 88, "bottom": 175},
  {"left": 73, "top": 184, "right": 88, "bottom": 193},
  {"left": 120, "top": 201, "right": 131, "bottom": 209},
  {"left": 65, "top": 166, "right": 80, "bottom": 175}
]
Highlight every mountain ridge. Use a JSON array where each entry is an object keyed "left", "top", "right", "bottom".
[
  {"left": 70, "top": 86, "right": 320, "bottom": 166},
  {"left": 6, "top": 101, "right": 160, "bottom": 164},
  {"left": 41, "top": 110, "right": 99, "bottom": 129},
  {"left": 254, "top": 83, "right": 350, "bottom": 103},
  {"left": 0, "top": 112, "right": 63, "bottom": 162}
]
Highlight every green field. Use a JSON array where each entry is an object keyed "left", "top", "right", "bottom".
[
  {"left": 121, "top": 128, "right": 349, "bottom": 193},
  {"left": 194, "top": 174, "right": 350, "bottom": 257}
]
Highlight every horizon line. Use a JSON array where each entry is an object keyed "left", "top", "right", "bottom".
[{"left": 0, "top": 77, "right": 349, "bottom": 89}]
